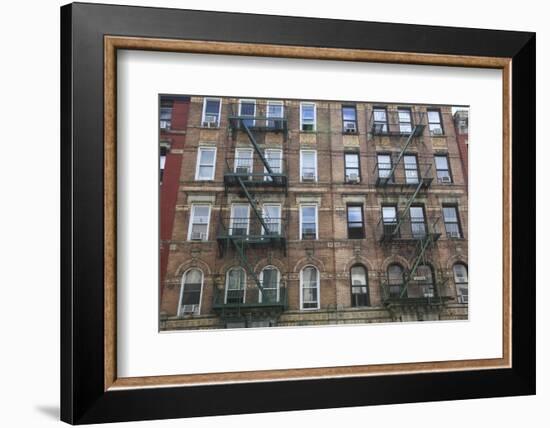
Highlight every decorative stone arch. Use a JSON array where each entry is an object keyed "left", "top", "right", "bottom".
[
  {"left": 253, "top": 256, "right": 286, "bottom": 276},
  {"left": 446, "top": 254, "right": 469, "bottom": 271},
  {"left": 292, "top": 255, "right": 325, "bottom": 273},
  {"left": 380, "top": 254, "right": 411, "bottom": 272},
  {"left": 174, "top": 258, "right": 212, "bottom": 278},
  {"left": 342, "top": 256, "right": 375, "bottom": 276}
]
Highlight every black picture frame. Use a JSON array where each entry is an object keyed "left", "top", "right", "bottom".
[{"left": 61, "top": 2, "right": 535, "bottom": 424}]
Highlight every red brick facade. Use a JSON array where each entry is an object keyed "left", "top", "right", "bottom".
[{"left": 160, "top": 96, "right": 469, "bottom": 330}]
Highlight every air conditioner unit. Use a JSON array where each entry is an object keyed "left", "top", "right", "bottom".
[
  {"left": 181, "top": 304, "right": 199, "bottom": 315},
  {"left": 447, "top": 231, "right": 460, "bottom": 239},
  {"left": 302, "top": 231, "right": 316, "bottom": 239},
  {"left": 458, "top": 294, "right": 468, "bottom": 304},
  {"left": 440, "top": 176, "right": 452, "bottom": 183},
  {"left": 160, "top": 121, "right": 169, "bottom": 130},
  {"left": 347, "top": 173, "right": 359, "bottom": 183},
  {"left": 191, "top": 232, "right": 206, "bottom": 241},
  {"left": 235, "top": 166, "right": 250, "bottom": 175},
  {"left": 344, "top": 123, "right": 357, "bottom": 133},
  {"left": 202, "top": 115, "right": 218, "bottom": 127},
  {"left": 302, "top": 172, "right": 315, "bottom": 181},
  {"left": 432, "top": 128, "right": 443, "bottom": 136}
]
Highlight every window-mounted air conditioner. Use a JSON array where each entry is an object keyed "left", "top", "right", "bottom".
[
  {"left": 181, "top": 304, "right": 199, "bottom": 315},
  {"left": 302, "top": 172, "right": 316, "bottom": 181},
  {"left": 191, "top": 232, "right": 206, "bottom": 241},
  {"left": 347, "top": 173, "right": 359, "bottom": 183},
  {"left": 440, "top": 176, "right": 452, "bottom": 183},
  {"left": 431, "top": 128, "right": 444, "bottom": 136},
  {"left": 458, "top": 294, "right": 468, "bottom": 304},
  {"left": 344, "top": 123, "right": 357, "bottom": 133},
  {"left": 202, "top": 115, "right": 218, "bottom": 128},
  {"left": 447, "top": 231, "right": 460, "bottom": 239}
]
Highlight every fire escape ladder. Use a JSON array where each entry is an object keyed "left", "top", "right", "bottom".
[
  {"left": 236, "top": 176, "right": 270, "bottom": 235},
  {"left": 392, "top": 178, "right": 424, "bottom": 237},
  {"left": 229, "top": 237, "right": 264, "bottom": 292},
  {"left": 385, "top": 124, "right": 420, "bottom": 182},
  {"left": 240, "top": 120, "right": 274, "bottom": 175}
]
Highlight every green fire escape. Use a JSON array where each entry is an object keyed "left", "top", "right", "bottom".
[
  {"left": 373, "top": 111, "right": 449, "bottom": 306},
  {"left": 214, "top": 103, "right": 289, "bottom": 325}
]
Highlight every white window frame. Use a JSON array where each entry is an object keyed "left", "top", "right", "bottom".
[
  {"left": 187, "top": 204, "right": 212, "bottom": 241},
  {"left": 300, "top": 102, "right": 317, "bottom": 131},
  {"left": 264, "top": 148, "right": 283, "bottom": 181},
  {"left": 299, "top": 204, "right": 318, "bottom": 240},
  {"left": 225, "top": 267, "right": 246, "bottom": 304},
  {"left": 300, "top": 149, "right": 318, "bottom": 182},
  {"left": 238, "top": 99, "right": 256, "bottom": 127},
  {"left": 177, "top": 268, "right": 204, "bottom": 316},
  {"left": 194, "top": 147, "right": 217, "bottom": 181},
  {"left": 266, "top": 100, "right": 284, "bottom": 127},
  {"left": 259, "top": 266, "right": 280, "bottom": 303},
  {"left": 262, "top": 204, "right": 282, "bottom": 235},
  {"left": 230, "top": 204, "right": 250, "bottom": 236},
  {"left": 300, "top": 265, "right": 320, "bottom": 310},
  {"left": 201, "top": 97, "right": 222, "bottom": 127},
  {"left": 234, "top": 147, "right": 254, "bottom": 174}
]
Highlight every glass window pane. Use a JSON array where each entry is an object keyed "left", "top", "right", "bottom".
[
  {"left": 240, "top": 102, "right": 255, "bottom": 116},
  {"left": 205, "top": 99, "right": 220, "bottom": 114},
  {"left": 374, "top": 109, "right": 387, "bottom": 121},
  {"left": 435, "top": 156, "right": 448, "bottom": 170},
  {"left": 198, "top": 166, "right": 213, "bottom": 179},
  {"left": 453, "top": 264, "right": 468, "bottom": 282},
  {"left": 267, "top": 103, "right": 283, "bottom": 117},
  {"left": 351, "top": 266, "right": 367, "bottom": 285},
  {"left": 410, "top": 207, "right": 424, "bottom": 220},
  {"left": 302, "top": 104, "right": 315, "bottom": 120},
  {"left": 383, "top": 206, "right": 397, "bottom": 221},
  {"left": 302, "top": 206, "right": 316, "bottom": 222},
  {"left": 342, "top": 106, "right": 356, "bottom": 121},
  {"left": 345, "top": 153, "right": 359, "bottom": 168},
  {"left": 443, "top": 207, "right": 458, "bottom": 222},
  {"left": 428, "top": 110, "right": 440, "bottom": 123},
  {"left": 347, "top": 206, "right": 363, "bottom": 223},
  {"left": 398, "top": 109, "right": 411, "bottom": 122},
  {"left": 200, "top": 149, "right": 215, "bottom": 164},
  {"left": 302, "top": 152, "right": 315, "bottom": 168}
]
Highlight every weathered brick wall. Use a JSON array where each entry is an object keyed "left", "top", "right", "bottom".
[{"left": 160, "top": 97, "right": 469, "bottom": 327}]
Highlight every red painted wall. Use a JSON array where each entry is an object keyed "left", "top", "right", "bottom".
[{"left": 160, "top": 97, "right": 190, "bottom": 296}]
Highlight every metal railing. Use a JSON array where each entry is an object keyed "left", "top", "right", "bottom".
[
  {"left": 377, "top": 216, "right": 441, "bottom": 242},
  {"left": 223, "top": 156, "right": 288, "bottom": 185},
  {"left": 212, "top": 284, "right": 288, "bottom": 309},
  {"left": 217, "top": 216, "right": 287, "bottom": 241},
  {"left": 369, "top": 110, "right": 426, "bottom": 136},
  {"left": 227, "top": 102, "right": 288, "bottom": 133},
  {"left": 380, "top": 280, "right": 448, "bottom": 305},
  {"left": 373, "top": 162, "right": 434, "bottom": 187}
]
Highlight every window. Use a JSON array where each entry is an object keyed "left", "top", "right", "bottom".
[
  {"left": 260, "top": 266, "right": 280, "bottom": 303},
  {"left": 347, "top": 205, "right": 365, "bottom": 239},
  {"left": 262, "top": 204, "right": 281, "bottom": 235},
  {"left": 160, "top": 100, "right": 173, "bottom": 130},
  {"left": 187, "top": 205, "right": 211, "bottom": 241},
  {"left": 453, "top": 263, "right": 468, "bottom": 303},
  {"left": 230, "top": 204, "right": 249, "bottom": 236},
  {"left": 264, "top": 149, "right": 282, "bottom": 182},
  {"left": 443, "top": 205, "right": 462, "bottom": 238},
  {"left": 266, "top": 101, "right": 284, "bottom": 129},
  {"left": 350, "top": 265, "right": 369, "bottom": 307},
  {"left": 404, "top": 154, "right": 419, "bottom": 184},
  {"left": 300, "top": 266, "right": 319, "bottom": 309},
  {"left": 195, "top": 147, "right": 216, "bottom": 180},
  {"left": 238, "top": 99, "right": 256, "bottom": 128},
  {"left": 234, "top": 148, "right": 253, "bottom": 177},
  {"left": 160, "top": 145, "right": 168, "bottom": 184},
  {"left": 434, "top": 155, "right": 452, "bottom": 183},
  {"left": 377, "top": 154, "right": 392, "bottom": 181},
  {"left": 373, "top": 107, "right": 388, "bottom": 134},
  {"left": 382, "top": 205, "right": 398, "bottom": 237},
  {"left": 300, "top": 205, "right": 318, "bottom": 240},
  {"left": 387, "top": 264, "right": 404, "bottom": 298},
  {"left": 409, "top": 206, "right": 426, "bottom": 238},
  {"left": 342, "top": 105, "right": 358, "bottom": 133},
  {"left": 225, "top": 268, "right": 246, "bottom": 304},
  {"left": 344, "top": 152, "right": 360, "bottom": 183},
  {"left": 300, "top": 150, "right": 317, "bottom": 182},
  {"left": 427, "top": 109, "right": 444, "bottom": 135},
  {"left": 398, "top": 107, "right": 412, "bottom": 134},
  {"left": 300, "top": 102, "right": 316, "bottom": 131},
  {"left": 178, "top": 269, "right": 202, "bottom": 316},
  {"left": 201, "top": 98, "right": 221, "bottom": 127},
  {"left": 415, "top": 264, "right": 435, "bottom": 298}
]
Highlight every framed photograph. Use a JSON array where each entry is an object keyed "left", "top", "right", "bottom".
[{"left": 61, "top": 2, "right": 535, "bottom": 424}]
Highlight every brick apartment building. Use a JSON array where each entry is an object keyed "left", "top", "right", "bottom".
[{"left": 159, "top": 96, "right": 469, "bottom": 330}]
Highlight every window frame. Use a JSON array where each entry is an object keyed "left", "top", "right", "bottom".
[
  {"left": 397, "top": 107, "right": 413, "bottom": 134},
  {"left": 300, "top": 102, "right": 317, "bottom": 132},
  {"left": 427, "top": 108, "right": 444, "bottom": 135},
  {"left": 187, "top": 204, "right": 212, "bottom": 241},
  {"left": 434, "top": 154, "right": 453, "bottom": 183},
  {"left": 264, "top": 148, "right": 283, "bottom": 181},
  {"left": 229, "top": 203, "right": 250, "bottom": 237},
  {"left": 266, "top": 100, "right": 284, "bottom": 128},
  {"left": 409, "top": 204, "right": 427, "bottom": 238},
  {"left": 346, "top": 204, "right": 365, "bottom": 239},
  {"left": 262, "top": 203, "right": 282, "bottom": 236},
  {"left": 300, "top": 265, "right": 320, "bottom": 310},
  {"left": 344, "top": 151, "right": 361, "bottom": 183},
  {"left": 387, "top": 263, "right": 405, "bottom": 298},
  {"left": 300, "top": 149, "right": 318, "bottom": 182},
  {"left": 238, "top": 98, "right": 256, "bottom": 128},
  {"left": 159, "top": 100, "right": 173, "bottom": 130},
  {"left": 377, "top": 153, "right": 393, "bottom": 182},
  {"left": 299, "top": 204, "right": 318, "bottom": 240},
  {"left": 201, "top": 97, "right": 222, "bottom": 127},
  {"left": 342, "top": 104, "right": 358, "bottom": 133},
  {"left": 442, "top": 204, "right": 463, "bottom": 239},
  {"left": 225, "top": 267, "right": 247, "bottom": 304},
  {"left": 373, "top": 106, "right": 389, "bottom": 134},
  {"left": 350, "top": 264, "right": 369, "bottom": 307},
  {"left": 453, "top": 263, "right": 469, "bottom": 304},
  {"left": 178, "top": 268, "right": 204, "bottom": 316},
  {"left": 234, "top": 147, "right": 254, "bottom": 175},
  {"left": 194, "top": 147, "right": 217, "bottom": 181},
  {"left": 259, "top": 265, "right": 281, "bottom": 303},
  {"left": 403, "top": 153, "right": 420, "bottom": 185}
]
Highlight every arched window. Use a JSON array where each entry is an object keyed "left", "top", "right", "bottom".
[
  {"left": 387, "top": 264, "right": 404, "bottom": 298},
  {"left": 415, "top": 264, "right": 435, "bottom": 298},
  {"left": 225, "top": 267, "right": 246, "bottom": 304},
  {"left": 350, "top": 265, "right": 369, "bottom": 307},
  {"left": 179, "top": 269, "right": 202, "bottom": 316},
  {"left": 300, "top": 266, "right": 320, "bottom": 310},
  {"left": 453, "top": 263, "right": 468, "bottom": 303},
  {"left": 260, "top": 266, "right": 280, "bottom": 303}
]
